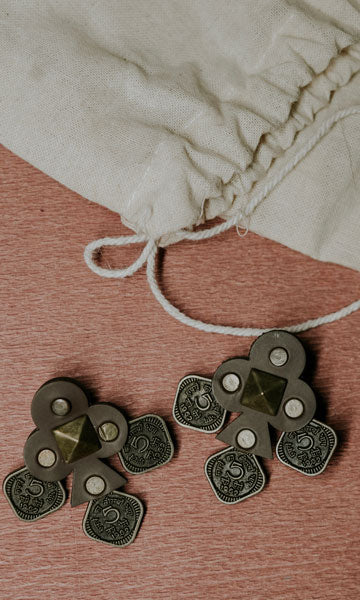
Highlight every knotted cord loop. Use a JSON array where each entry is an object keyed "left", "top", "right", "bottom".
[
  {"left": 84, "top": 106, "right": 360, "bottom": 335},
  {"left": 84, "top": 234, "right": 156, "bottom": 278}
]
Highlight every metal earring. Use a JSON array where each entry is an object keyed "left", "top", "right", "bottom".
[
  {"left": 3, "top": 378, "right": 174, "bottom": 547},
  {"left": 173, "top": 330, "right": 337, "bottom": 504}
]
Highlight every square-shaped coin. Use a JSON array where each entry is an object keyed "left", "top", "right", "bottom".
[
  {"left": 173, "top": 375, "right": 226, "bottom": 433},
  {"left": 82, "top": 490, "right": 144, "bottom": 547},
  {"left": 205, "top": 447, "right": 265, "bottom": 504},
  {"left": 3, "top": 466, "right": 66, "bottom": 522},
  {"left": 119, "top": 414, "right": 174, "bottom": 474},
  {"left": 276, "top": 419, "right": 337, "bottom": 476}
]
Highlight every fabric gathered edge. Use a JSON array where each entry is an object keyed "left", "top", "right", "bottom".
[
  {"left": 142, "top": 42, "right": 360, "bottom": 243},
  {"left": 217, "top": 43, "right": 360, "bottom": 220},
  {"left": 84, "top": 106, "right": 360, "bottom": 337}
]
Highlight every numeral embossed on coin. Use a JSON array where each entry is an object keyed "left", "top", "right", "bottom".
[
  {"left": 83, "top": 491, "right": 144, "bottom": 547},
  {"left": 119, "top": 414, "right": 174, "bottom": 474},
  {"left": 3, "top": 466, "right": 66, "bottom": 521},
  {"left": 205, "top": 447, "right": 265, "bottom": 504},
  {"left": 173, "top": 375, "right": 226, "bottom": 433},
  {"left": 276, "top": 419, "right": 337, "bottom": 476}
]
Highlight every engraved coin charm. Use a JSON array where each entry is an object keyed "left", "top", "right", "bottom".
[
  {"left": 83, "top": 491, "right": 144, "bottom": 547},
  {"left": 3, "top": 377, "right": 174, "bottom": 547},
  {"left": 3, "top": 466, "right": 66, "bottom": 522},
  {"left": 276, "top": 419, "right": 337, "bottom": 476},
  {"left": 205, "top": 448, "right": 265, "bottom": 504},
  {"left": 119, "top": 414, "right": 174, "bottom": 474},
  {"left": 173, "top": 375, "right": 226, "bottom": 433}
]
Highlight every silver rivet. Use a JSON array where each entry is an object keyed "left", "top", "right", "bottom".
[
  {"left": 269, "top": 347, "right": 288, "bottom": 367},
  {"left": 51, "top": 398, "right": 71, "bottom": 416},
  {"left": 284, "top": 398, "right": 304, "bottom": 418},
  {"left": 237, "top": 429, "right": 256, "bottom": 449},
  {"left": 222, "top": 373, "right": 240, "bottom": 392},
  {"left": 98, "top": 422, "right": 119, "bottom": 442},
  {"left": 85, "top": 476, "right": 106, "bottom": 496},
  {"left": 196, "top": 394, "right": 210, "bottom": 410},
  {"left": 37, "top": 448, "right": 56, "bottom": 467}
]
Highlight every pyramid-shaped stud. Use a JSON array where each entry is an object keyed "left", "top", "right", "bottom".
[
  {"left": 240, "top": 368, "right": 287, "bottom": 416},
  {"left": 53, "top": 415, "right": 101, "bottom": 463}
]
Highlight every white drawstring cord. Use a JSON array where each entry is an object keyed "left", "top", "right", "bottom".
[
  {"left": 84, "top": 106, "right": 360, "bottom": 336},
  {"left": 146, "top": 243, "right": 360, "bottom": 335}
]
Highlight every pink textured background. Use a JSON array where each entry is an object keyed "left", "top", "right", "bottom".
[{"left": 0, "top": 145, "right": 359, "bottom": 600}]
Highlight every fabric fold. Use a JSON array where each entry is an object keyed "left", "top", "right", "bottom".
[{"left": 1, "top": 0, "right": 359, "bottom": 269}]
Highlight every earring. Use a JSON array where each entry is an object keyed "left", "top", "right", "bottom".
[
  {"left": 173, "top": 330, "right": 337, "bottom": 504},
  {"left": 3, "top": 378, "right": 174, "bottom": 547}
]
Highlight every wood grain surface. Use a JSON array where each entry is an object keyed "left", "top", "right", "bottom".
[{"left": 0, "top": 145, "right": 359, "bottom": 600}]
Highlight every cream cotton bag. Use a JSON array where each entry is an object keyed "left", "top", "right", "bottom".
[{"left": 1, "top": 0, "right": 360, "bottom": 334}]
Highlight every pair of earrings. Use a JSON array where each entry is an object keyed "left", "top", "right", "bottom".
[{"left": 3, "top": 331, "right": 337, "bottom": 546}]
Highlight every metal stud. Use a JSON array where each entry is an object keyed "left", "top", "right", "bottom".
[
  {"left": 37, "top": 448, "right": 56, "bottom": 467},
  {"left": 284, "top": 398, "right": 304, "bottom": 418},
  {"left": 98, "top": 422, "right": 119, "bottom": 442},
  {"left": 51, "top": 398, "right": 71, "bottom": 416},
  {"left": 85, "top": 475, "right": 106, "bottom": 496},
  {"left": 222, "top": 373, "right": 240, "bottom": 392},
  {"left": 269, "top": 347, "right": 288, "bottom": 367},
  {"left": 237, "top": 429, "right": 256, "bottom": 449}
]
